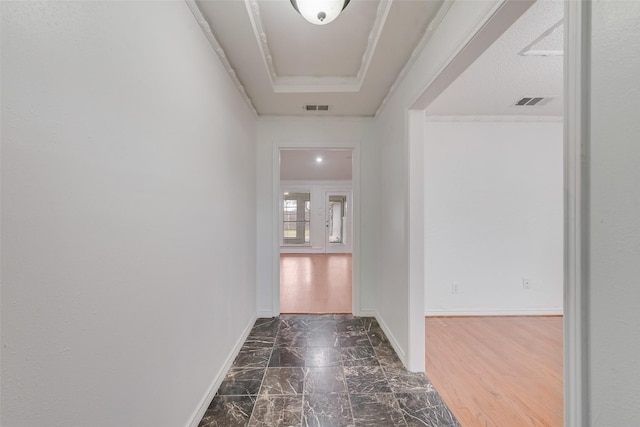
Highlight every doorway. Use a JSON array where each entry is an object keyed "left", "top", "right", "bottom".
[
  {"left": 420, "top": 0, "right": 565, "bottom": 424},
  {"left": 278, "top": 149, "right": 353, "bottom": 314}
]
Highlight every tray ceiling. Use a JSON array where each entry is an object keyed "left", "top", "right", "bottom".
[{"left": 191, "top": 0, "right": 446, "bottom": 116}]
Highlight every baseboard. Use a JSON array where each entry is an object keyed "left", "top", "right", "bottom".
[
  {"left": 256, "top": 310, "right": 275, "bottom": 318},
  {"left": 374, "top": 312, "right": 407, "bottom": 367},
  {"left": 425, "top": 308, "right": 563, "bottom": 317},
  {"left": 187, "top": 314, "right": 257, "bottom": 427},
  {"left": 357, "top": 309, "right": 376, "bottom": 317}
]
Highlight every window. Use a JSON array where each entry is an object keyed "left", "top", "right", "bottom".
[{"left": 283, "top": 192, "right": 310, "bottom": 244}]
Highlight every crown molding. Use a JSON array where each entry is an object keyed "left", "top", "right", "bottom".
[
  {"left": 258, "top": 115, "right": 375, "bottom": 123},
  {"left": 245, "top": 0, "right": 277, "bottom": 85},
  {"left": 375, "top": 0, "right": 453, "bottom": 116},
  {"left": 185, "top": 0, "right": 258, "bottom": 116},
  {"left": 425, "top": 114, "right": 563, "bottom": 122},
  {"left": 245, "top": 0, "right": 393, "bottom": 93}
]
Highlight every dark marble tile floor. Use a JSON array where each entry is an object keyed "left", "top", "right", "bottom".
[{"left": 198, "top": 315, "right": 460, "bottom": 427}]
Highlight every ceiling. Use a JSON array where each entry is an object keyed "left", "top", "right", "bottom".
[
  {"left": 426, "top": 0, "right": 564, "bottom": 117},
  {"left": 280, "top": 149, "right": 352, "bottom": 180},
  {"left": 191, "top": 0, "right": 445, "bottom": 116},
  {"left": 189, "top": 0, "right": 563, "bottom": 118}
]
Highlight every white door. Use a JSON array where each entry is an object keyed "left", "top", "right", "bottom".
[{"left": 325, "top": 191, "right": 351, "bottom": 253}]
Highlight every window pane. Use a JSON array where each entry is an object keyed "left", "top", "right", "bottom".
[
  {"left": 328, "top": 195, "right": 346, "bottom": 244},
  {"left": 283, "top": 192, "right": 311, "bottom": 244}
]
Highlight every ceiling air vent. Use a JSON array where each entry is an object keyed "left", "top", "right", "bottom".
[
  {"left": 514, "top": 97, "right": 554, "bottom": 107},
  {"left": 304, "top": 105, "right": 330, "bottom": 112}
]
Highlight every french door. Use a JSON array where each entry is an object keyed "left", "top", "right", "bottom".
[{"left": 280, "top": 186, "right": 351, "bottom": 253}]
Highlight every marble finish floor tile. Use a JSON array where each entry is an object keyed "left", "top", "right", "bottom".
[
  {"left": 344, "top": 366, "right": 391, "bottom": 393},
  {"left": 341, "top": 346, "right": 379, "bottom": 367},
  {"left": 383, "top": 368, "right": 435, "bottom": 393},
  {"left": 395, "top": 392, "right": 460, "bottom": 427},
  {"left": 303, "top": 393, "right": 354, "bottom": 427},
  {"left": 337, "top": 330, "right": 371, "bottom": 348},
  {"left": 260, "top": 367, "right": 305, "bottom": 396},
  {"left": 232, "top": 348, "right": 273, "bottom": 368},
  {"left": 269, "top": 347, "right": 306, "bottom": 367},
  {"left": 373, "top": 345, "right": 405, "bottom": 369},
  {"left": 199, "top": 395, "right": 256, "bottom": 427},
  {"left": 305, "top": 347, "right": 343, "bottom": 368},
  {"left": 198, "top": 315, "right": 459, "bottom": 427},
  {"left": 350, "top": 393, "right": 406, "bottom": 427},
  {"left": 304, "top": 367, "right": 347, "bottom": 394},
  {"left": 307, "top": 331, "right": 339, "bottom": 347},
  {"left": 217, "top": 367, "right": 265, "bottom": 396},
  {"left": 248, "top": 395, "right": 303, "bottom": 427}
]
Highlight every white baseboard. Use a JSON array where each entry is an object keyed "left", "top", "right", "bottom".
[
  {"left": 357, "top": 309, "right": 376, "bottom": 317},
  {"left": 425, "top": 308, "right": 563, "bottom": 316},
  {"left": 187, "top": 314, "right": 257, "bottom": 427},
  {"left": 374, "top": 312, "right": 407, "bottom": 367},
  {"left": 256, "top": 310, "right": 275, "bottom": 318}
]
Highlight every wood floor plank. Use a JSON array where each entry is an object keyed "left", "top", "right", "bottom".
[
  {"left": 425, "top": 316, "right": 563, "bottom": 427},
  {"left": 280, "top": 254, "right": 352, "bottom": 314}
]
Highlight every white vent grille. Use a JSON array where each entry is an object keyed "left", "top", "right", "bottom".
[
  {"left": 304, "top": 105, "right": 330, "bottom": 112},
  {"left": 514, "top": 97, "right": 554, "bottom": 107}
]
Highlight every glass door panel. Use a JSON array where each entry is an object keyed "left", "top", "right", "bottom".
[
  {"left": 283, "top": 192, "right": 311, "bottom": 245},
  {"left": 326, "top": 192, "right": 350, "bottom": 253},
  {"left": 328, "top": 195, "right": 346, "bottom": 243}
]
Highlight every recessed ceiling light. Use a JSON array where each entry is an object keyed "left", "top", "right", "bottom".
[{"left": 316, "top": 157, "right": 323, "bottom": 163}]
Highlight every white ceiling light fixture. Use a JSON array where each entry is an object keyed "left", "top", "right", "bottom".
[
  {"left": 290, "top": 0, "right": 351, "bottom": 25},
  {"left": 316, "top": 157, "right": 323, "bottom": 163}
]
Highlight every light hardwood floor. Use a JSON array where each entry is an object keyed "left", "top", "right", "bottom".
[
  {"left": 280, "top": 253, "right": 352, "bottom": 313},
  {"left": 425, "top": 316, "right": 563, "bottom": 427}
]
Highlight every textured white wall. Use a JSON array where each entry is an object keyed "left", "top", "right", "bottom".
[
  {"left": 589, "top": 1, "right": 640, "bottom": 423},
  {"left": 256, "top": 117, "right": 378, "bottom": 316},
  {"left": 1, "top": 2, "right": 256, "bottom": 426},
  {"left": 424, "top": 120, "right": 563, "bottom": 315}
]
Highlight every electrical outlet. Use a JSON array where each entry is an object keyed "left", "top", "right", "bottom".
[
  {"left": 451, "top": 283, "right": 459, "bottom": 294},
  {"left": 523, "top": 278, "right": 531, "bottom": 290}
]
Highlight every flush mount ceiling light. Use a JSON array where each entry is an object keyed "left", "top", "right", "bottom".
[
  {"left": 290, "top": 0, "right": 350, "bottom": 25},
  {"left": 316, "top": 157, "right": 323, "bottom": 163}
]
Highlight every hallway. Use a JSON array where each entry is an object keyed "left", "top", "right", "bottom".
[
  {"left": 198, "top": 315, "right": 458, "bottom": 427},
  {"left": 280, "top": 254, "right": 352, "bottom": 314}
]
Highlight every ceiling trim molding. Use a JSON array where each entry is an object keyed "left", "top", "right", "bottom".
[
  {"left": 356, "top": 0, "right": 394, "bottom": 83},
  {"left": 185, "top": 0, "right": 258, "bottom": 116},
  {"left": 245, "top": 0, "right": 277, "bottom": 85},
  {"left": 375, "top": 0, "right": 453, "bottom": 116},
  {"left": 425, "top": 115, "right": 563, "bottom": 122},
  {"left": 258, "top": 115, "right": 375, "bottom": 123},
  {"left": 245, "top": 0, "right": 393, "bottom": 93}
]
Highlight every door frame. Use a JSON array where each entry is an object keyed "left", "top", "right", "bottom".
[
  {"left": 563, "top": 1, "right": 590, "bottom": 425},
  {"left": 411, "top": 0, "right": 589, "bottom": 422},
  {"left": 272, "top": 144, "right": 362, "bottom": 316}
]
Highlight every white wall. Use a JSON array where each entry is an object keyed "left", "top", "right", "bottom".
[
  {"left": 1, "top": 2, "right": 256, "bottom": 426},
  {"left": 588, "top": 1, "right": 640, "bottom": 423},
  {"left": 373, "top": 0, "right": 501, "bottom": 369},
  {"left": 256, "top": 117, "right": 378, "bottom": 316},
  {"left": 424, "top": 120, "right": 563, "bottom": 315}
]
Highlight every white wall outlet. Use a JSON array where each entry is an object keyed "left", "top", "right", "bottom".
[
  {"left": 523, "top": 278, "right": 531, "bottom": 289},
  {"left": 451, "top": 282, "right": 459, "bottom": 294}
]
